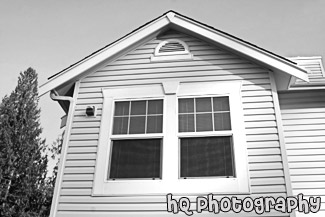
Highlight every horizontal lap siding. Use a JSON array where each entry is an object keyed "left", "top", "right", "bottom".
[
  {"left": 57, "top": 31, "right": 288, "bottom": 216},
  {"left": 279, "top": 90, "right": 325, "bottom": 214}
]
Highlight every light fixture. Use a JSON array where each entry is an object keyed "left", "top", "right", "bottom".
[{"left": 86, "top": 106, "right": 96, "bottom": 117}]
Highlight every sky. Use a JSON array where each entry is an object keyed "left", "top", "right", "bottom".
[{"left": 1, "top": 0, "right": 325, "bottom": 169}]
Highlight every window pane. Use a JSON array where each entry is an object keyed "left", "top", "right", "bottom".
[
  {"left": 131, "top": 101, "right": 146, "bottom": 115},
  {"left": 196, "top": 113, "right": 213, "bottom": 131},
  {"left": 179, "top": 98, "right": 194, "bottom": 113},
  {"left": 129, "top": 116, "right": 146, "bottom": 134},
  {"left": 148, "top": 100, "right": 163, "bottom": 115},
  {"left": 214, "top": 112, "right": 231, "bottom": 130},
  {"left": 196, "top": 98, "right": 212, "bottom": 112},
  {"left": 114, "top": 101, "right": 130, "bottom": 116},
  {"left": 213, "top": 97, "right": 230, "bottom": 112},
  {"left": 147, "top": 115, "right": 163, "bottom": 133},
  {"left": 180, "top": 137, "right": 234, "bottom": 178},
  {"left": 109, "top": 139, "right": 161, "bottom": 179},
  {"left": 113, "top": 117, "right": 128, "bottom": 134},
  {"left": 179, "top": 114, "right": 195, "bottom": 132}
]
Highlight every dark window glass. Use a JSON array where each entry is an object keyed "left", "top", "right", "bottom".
[
  {"left": 196, "top": 97, "right": 212, "bottom": 112},
  {"left": 131, "top": 101, "right": 146, "bottom": 115},
  {"left": 129, "top": 116, "right": 146, "bottom": 134},
  {"left": 113, "top": 117, "right": 128, "bottom": 134},
  {"left": 114, "top": 101, "right": 130, "bottom": 116},
  {"left": 214, "top": 112, "right": 231, "bottom": 130},
  {"left": 196, "top": 113, "right": 213, "bottom": 131},
  {"left": 147, "top": 115, "right": 163, "bottom": 133},
  {"left": 213, "top": 97, "right": 230, "bottom": 112},
  {"left": 109, "top": 139, "right": 161, "bottom": 179},
  {"left": 148, "top": 100, "right": 163, "bottom": 114},
  {"left": 180, "top": 137, "right": 234, "bottom": 178},
  {"left": 179, "top": 114, "right": 195, "bottom": 132},
  {"left": 179, "top": 98, "right": 194, "bottom": 113}
]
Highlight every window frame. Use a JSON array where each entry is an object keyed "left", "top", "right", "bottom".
[
  {"left": 108, "top": 98, "right": 164, "bottom": 180},
  {"left": 177, "top": 95, "right": 235, "bottom": 179},
  {"left": 93, "top": 81, "right": 250, "bottom": 196}
]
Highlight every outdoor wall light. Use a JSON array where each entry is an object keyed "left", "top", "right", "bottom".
[{"left": 86, "top": 106, "right": 96, "bottom": 117}]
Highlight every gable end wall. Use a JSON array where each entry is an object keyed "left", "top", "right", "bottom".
[{"left": 54, "top": 31, "right": 290, "bottom": 217}]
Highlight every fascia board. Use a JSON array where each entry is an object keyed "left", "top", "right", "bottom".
[
  {"left": 39, "top": 16, "right": 170, "bottom": 97},
  {"left": 288, "top": 56, "right": 322, "bottom": 61},
  {"left": 171, "top": 14, "right": 309, "bottom": 82}
]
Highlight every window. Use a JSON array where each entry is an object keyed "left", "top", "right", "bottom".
[
  {"left": 150, "top": 39, "right": 193, "bottom": 62},
  {"left": 178, "top": 96, "right": 234, "bottom": 179},
  {"left": 109, "top": 99, "right": 163, "bottom": 180},
  {"left": 93, "top": 82, "right": 249, "bottom": 196}
]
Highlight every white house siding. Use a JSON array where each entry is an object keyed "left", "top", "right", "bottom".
[
  {"left": 55, "top": 31, "right": 290, "bottom": 217},
  {"left": 279, "top": 90, "right": 325, "bottom": 216}
]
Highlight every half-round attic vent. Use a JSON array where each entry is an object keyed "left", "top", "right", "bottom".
[
  {"left": 151, "top": 39, "right": 192, "bottom": 61},
  {"left": 159, "top": 41, "right": 186, "bottom": 53}
]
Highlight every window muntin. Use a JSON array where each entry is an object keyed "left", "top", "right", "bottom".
[
  {"left": 113, "top": 99, "right": 163, "bottom": 135},
  {"left": 178, "top": 97, "right": 231, "bottom": 132}
]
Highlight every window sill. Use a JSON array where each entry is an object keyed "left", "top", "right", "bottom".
[{"left": 92, "top": 178, "right": 250, "bottom": 196}]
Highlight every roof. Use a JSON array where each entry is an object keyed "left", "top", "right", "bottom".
[{"left": 39, "top": 10, "right": 309, "bottom": 96}]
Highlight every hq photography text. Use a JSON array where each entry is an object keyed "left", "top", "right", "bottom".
[{"left": 166, "top": 193, "right": 321, "bottom": 215}]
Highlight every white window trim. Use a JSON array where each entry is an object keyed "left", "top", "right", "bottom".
[{"left": 93, "top": 81, "right": 250, "bottom": 196}]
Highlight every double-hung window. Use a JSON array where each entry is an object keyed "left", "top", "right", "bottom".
[
  {"left": 178, "top": 96, "right": 234, "bottom": 179},
  {"left": 93, "top": 82, "right": 250, "bottom": 196},
  {"left": 109, "top": 99, "right": 163, "bottom": 180}
]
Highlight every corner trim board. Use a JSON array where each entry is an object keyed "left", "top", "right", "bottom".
[
  {"left": 269, "top": 71, "right": 296, "bottom": 217},
  {"left": 49, "top": 80, "right": 80, "bottom": 217}
]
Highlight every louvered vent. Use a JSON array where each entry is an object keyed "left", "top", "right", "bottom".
[
  {"left": 288, "top": 57, "right": 325, "bottom": 89},
  {"left": 151, "top": 39, "right": 192, "bottom": 61},
  {"left": 159, "top": 41, "right": 185, "bottom": 53}
]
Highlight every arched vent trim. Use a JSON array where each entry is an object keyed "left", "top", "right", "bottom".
[{"left": 154, "top": 39, "right": 190, "bottom": 56}]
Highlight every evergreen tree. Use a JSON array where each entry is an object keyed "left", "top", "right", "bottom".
[
  {"left": 48, "top": 131, "right": 64, "bottom": 193},
  {"left": 0, "top": 68, "right": 51, "bottom": 216}
]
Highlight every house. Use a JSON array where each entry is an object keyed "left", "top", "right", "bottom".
[{"left": 40, "top": 11, "right": 325, "bottom": 217}]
